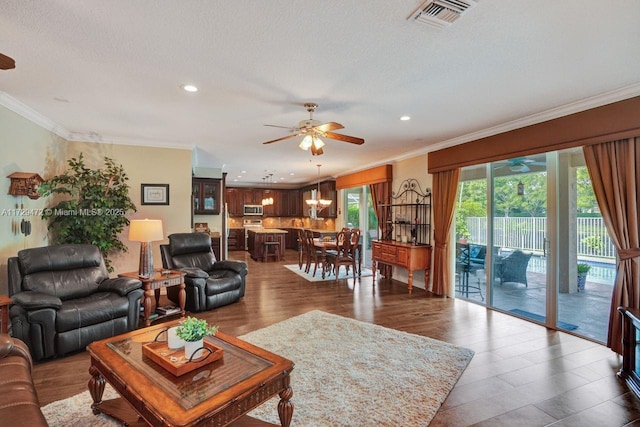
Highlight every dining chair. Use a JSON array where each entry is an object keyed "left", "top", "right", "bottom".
[{"left": 326, "top": 230, "right": 357, "bottom": 280}]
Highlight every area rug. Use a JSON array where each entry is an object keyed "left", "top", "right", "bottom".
[
  {"left": 284, "top": 263, "right": 373, "bottom": 282},
  {"left": 242, "top": 310, "right": 474, "bottom": 426},
  {"left": 42, "top": 310, "right": 473, "bottom": 426},
  {"left": 509, "top": 308, "right": 579, "bottom": 330}
]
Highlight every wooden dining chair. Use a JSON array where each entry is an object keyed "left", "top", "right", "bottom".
[{"left": 326, "top": 230, "right": 357, "bottom": 280}]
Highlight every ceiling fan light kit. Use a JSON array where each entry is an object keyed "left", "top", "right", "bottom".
[{"left": 262, "top": 102, "right": 364, "bottom": 156}]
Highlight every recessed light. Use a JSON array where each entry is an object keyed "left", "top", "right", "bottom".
[
  {"left": 400, "top": 116, "right": 411, "bottom": 121},
  {"left": 241, "top": 171, "right": 247, "bottom": 174},
  {"left": 181, "top": 84, "right": 198, "bottom": 92},
  {"left": 237, "top": 175, "right": 242, "bottom": 178},
  {"left": 289, "top": 172, "right": 295, "bottom": 175}
]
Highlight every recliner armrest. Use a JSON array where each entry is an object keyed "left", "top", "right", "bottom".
[
  {"left": 212, "top": 260, "right": 248, "bottom": 274},
  {"left": 99, "top": 277, "right": 142, "bottom": 296},
  {"left": 12, "top": 291, "right": 62, "bottom": 310},
  {"left": 179, "top": 267, "right": 210, "bottom": 278}
]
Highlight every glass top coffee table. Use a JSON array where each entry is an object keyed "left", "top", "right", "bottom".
[{"left": 87, "top": 320, "right": 294, "bottom": 426}]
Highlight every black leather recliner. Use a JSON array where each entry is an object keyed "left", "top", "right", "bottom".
[
  {"left": 160, "top": 233, "right": 248, "bottom": 312},
  {"left": 8, "top": 244, "right": 144, "bottom": 361}
]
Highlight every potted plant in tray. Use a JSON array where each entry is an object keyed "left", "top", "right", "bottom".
[
  {"left": 577, "top": 263, "right": 591, "bottom": 292},
  {"left": 176, "top": 317, "right": 219, "bottom": 360}
]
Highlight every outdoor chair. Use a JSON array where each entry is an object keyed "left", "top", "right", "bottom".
[
  {"left": 455, "top": 243, "right": 484, "bottom": 300},
  {"left": 497, "top": 250, "right": 533, "bottom": 287}
]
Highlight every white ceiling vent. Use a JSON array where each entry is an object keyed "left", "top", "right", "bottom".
[{"left": 408, "top": 0, "right": 478, "bottom": 29}]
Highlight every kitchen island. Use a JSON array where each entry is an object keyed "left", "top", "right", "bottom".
[{"left": 247, "top": 228, "right": 288, "bottom": 262}]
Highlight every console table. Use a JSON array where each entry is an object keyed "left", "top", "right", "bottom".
[{"left": 372, "top": 241, "right": 431, "bottom": 293}]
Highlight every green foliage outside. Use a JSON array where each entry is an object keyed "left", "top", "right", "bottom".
[
  {"left": 581, "top": 235, "right": 604, "bottom": 254},
  {"left": 176, "top": 316, "right": 218, "bottom": 342},
  {"left": 455, "top": 166, "right": 601, "bottom": 239},
  {"left": 577, "top": 263, "right": 591, "bottom": 274},
  {"left": 39, "top": 153, "right": 137, "bottom": 272}
]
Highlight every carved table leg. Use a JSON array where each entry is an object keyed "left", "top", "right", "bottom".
[
  {"left": 277, "top": 382, "right": 294, "bottom": 427},
  {"left": 143, "top": 286, "right": 153, "bottom": 326},
  {"left": 178, "top": 282, "right": 186, "bottom": 317},
  {"left": 408, "top": 270, "right": 414, "bottom": 294},
  {"left": 88, "top": 365, "right": 106, "bottom": 415}
]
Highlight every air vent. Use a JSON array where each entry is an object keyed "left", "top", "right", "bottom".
[{"left": 408, "top": 0, "right": 478, "bottom": 29}]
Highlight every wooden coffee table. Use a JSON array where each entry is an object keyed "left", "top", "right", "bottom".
[{"left": 87, "top": 321, "right": 294, "bottom": 426}]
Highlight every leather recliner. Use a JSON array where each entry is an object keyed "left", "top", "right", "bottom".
[
  {"left": 8, "top": 244, "right": 144, "bottom": 361},
  {"left": 160, "top": 233, "right": 248, "bottom": 312}
]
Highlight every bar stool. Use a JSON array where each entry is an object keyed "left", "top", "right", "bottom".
[{"left": 263, "top": 241, "right": 281, "bottom": 262}]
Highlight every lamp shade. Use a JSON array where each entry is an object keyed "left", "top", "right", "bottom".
[{"left": 129, "top": 219, "right": 164, "bottom": 242}]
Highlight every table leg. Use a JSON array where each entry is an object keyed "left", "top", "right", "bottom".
[
  {"left": 143, "top": 286, "right": 153, "bottom": 326},
  {"left": 424, "top": 269, "right": 430, "bottom": 293},
  {"left": 408, "top": 270, "right": 414, "bottom": 294},
  {"left": 277, "top": 381, "right": 294, "bottom": 427},
  {"left": 89, "top": 365, "right": 106, "bottom": 415},
  {"left": 178, "top": 282, "right": 186, "bottom": 317},
  {"left": 372, "top": 260, "right": 377, "bottom": 282},
  {"left": 321, "top": 248, "right": 327, "bottom": 279}
]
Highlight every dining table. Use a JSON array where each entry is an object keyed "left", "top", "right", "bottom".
[{"left": 312, "top": 238, "right": 361, "bottom": 279}]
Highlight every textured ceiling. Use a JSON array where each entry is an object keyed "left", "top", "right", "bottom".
[{"left": 1, "top": 0, "right": 639, "bottom": 185}]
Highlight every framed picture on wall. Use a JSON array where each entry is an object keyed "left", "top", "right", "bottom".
[{"left": 141, "top": 184, "right": 170, "bottom": 205}]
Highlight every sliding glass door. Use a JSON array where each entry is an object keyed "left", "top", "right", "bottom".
[
  {"left": 489, "top": 154, "right": 548, "bottom": 323},
  {"left": 344, "top": 186, "right": 377, "bottom": 268},
  {"left": 455, "top": 149, "right": 613, "bottom": 343}
]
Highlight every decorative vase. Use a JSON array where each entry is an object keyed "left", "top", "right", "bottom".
[
  {"left": 184, "top": 339, "right": 204, "bottom": 360},
  {"left": 577, "top": 273, "right": 587, "bottom": 292},
  {"left": 167, "top": 326, "right": 185, "bottom": 349}
]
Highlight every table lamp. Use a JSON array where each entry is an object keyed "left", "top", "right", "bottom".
[{"left": 129, "top": 219, "right": 164, "bottom": 278}]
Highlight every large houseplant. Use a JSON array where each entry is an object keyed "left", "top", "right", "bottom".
[{"left": 39, "top": 153, "right": 136, "bottom": 272}]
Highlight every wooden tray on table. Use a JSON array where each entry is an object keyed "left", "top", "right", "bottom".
[{"left": 142, "top": 340, "right": 223, "bottom": 376}]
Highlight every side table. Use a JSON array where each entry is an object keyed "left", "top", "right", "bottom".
[
  {"left": 0, "top": 295, "right": 11, "bottom": 333},
  {"left": 118, "top": 270, "right": 186, "bottom": 326}
]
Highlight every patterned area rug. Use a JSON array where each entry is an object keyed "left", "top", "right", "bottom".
[
  {"left": 42, "top": 311, "right": 473, "bottom": 426},
  {"left": 284, "top": 263, "right": 373, "bottom": 282}
]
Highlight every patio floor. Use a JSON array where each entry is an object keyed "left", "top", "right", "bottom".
[{"left": 456, "top": 269, "right": 613, "bottom": 343}]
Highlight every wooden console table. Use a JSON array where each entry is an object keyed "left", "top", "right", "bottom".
[
  {"left": 372, "top": 241, "right": 432, "bottom": 294},
  {"left": 118, "top": 269, "right": 186, "bottom": 326}
]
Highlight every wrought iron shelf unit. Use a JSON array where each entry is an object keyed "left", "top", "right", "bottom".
[{"left": 379, "top": 179, "right": 431, "bottom": 246}]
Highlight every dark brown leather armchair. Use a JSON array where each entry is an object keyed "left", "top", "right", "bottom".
[
  {"left": 0, "top": 334, "right": 47, "bottom": 425},
  {"left": 160, "top": 233, "right": 248, "bottom": 312},
  {"left": 8, "top": 244, "right": 144, "bottom": 361}
]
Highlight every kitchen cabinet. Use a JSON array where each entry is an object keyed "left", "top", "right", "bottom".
[
  {"left": 192, "top": 178, "right": 220, "bottom": 215},
  {"left": 225, "top": 188, "right": 244, "bottom": 217},
  {"left": 243, "top": 188, "right": 264, "bottom": 205},
  {"left": 286, "top": 189, "right": 301, "bottom": 217},
  {"left": 247, "top": 229, "right": 287, "bottom": 262},
  {"left": 227, "top": 228, "right": 245, "bottom": 251}
]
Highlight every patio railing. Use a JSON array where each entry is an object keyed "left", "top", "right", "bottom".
[{"left": 466, "top": 217, "right": 616, "bottom": 261}]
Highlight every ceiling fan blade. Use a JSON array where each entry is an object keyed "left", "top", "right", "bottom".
[
  {"left": 262, "top": 133, "right": 301, "bottom": 144},
  {"left": 324, "top": 132, "right": 365, "bottom": 145},
  {"left": 314, "top": 121, "right": 344, "bottom": 132},
  {"left": 264, "top": 124, "right": 297, "bottom": 130},
  {"left": 0, "top": 53, "right": 15, "bottom": 70}
]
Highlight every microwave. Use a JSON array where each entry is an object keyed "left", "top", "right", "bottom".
[{"left": 243, "top": 204, "right": 264, "bottom": 216}]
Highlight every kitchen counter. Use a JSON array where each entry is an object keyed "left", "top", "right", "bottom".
[{"left": 246, "top": 229, "right": 287, "bottom": 261}]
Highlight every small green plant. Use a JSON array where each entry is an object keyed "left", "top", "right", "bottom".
[
  {"left": 175, "top": 317, "right": 218, "bottom": 342},
  {"left": 577, "top": 263, "right": 591, "bottom": 274}
]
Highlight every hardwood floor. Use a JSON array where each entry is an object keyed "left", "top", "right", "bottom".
[{"left": 33, "top": 250, "right": 640, "bottom": 426}]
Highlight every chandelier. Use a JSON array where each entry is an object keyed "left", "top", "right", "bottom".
[
  {"left": 261, "top": 174, "right": 274, "bottom": 206},
  {"left": 306, "top": 164, "right": 331, "bottom": 216}
]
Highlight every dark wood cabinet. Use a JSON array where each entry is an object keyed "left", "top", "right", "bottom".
[
  {"left": 243, "top": 188, "right": 263, "bottom": 205},
  {"left": 225, "top": 188, "right": 244, "bottom": 217},
  {"left": 211, "top": 236, "right": 221, "bottom": 260},
  {"left": 227, "top": 228, "right": 245, "bottom": 251},
  {"left": 193, "top": 178, "right": 221, "bottom": 215}
]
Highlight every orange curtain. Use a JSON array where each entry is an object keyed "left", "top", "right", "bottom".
[
  {"left": 583, "top": 138, "right": 640, "bottom": 354},
  {"left": 431, "top": 168, "right": 460, "bottom": 296},
  {"left": 370, "top": 182, "right": 392, "bottom": 277}
]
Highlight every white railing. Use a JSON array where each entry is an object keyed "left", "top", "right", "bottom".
[{"left": 466, "top": 217, "right": 616, "bottom": 260}]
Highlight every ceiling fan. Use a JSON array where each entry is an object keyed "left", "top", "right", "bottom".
[
  {"left": 494, "top": 157, "right": 546, "bottom": 173},
  {"left": 0, "top": 53, "right": 15, "bottom": 70},
  {"left": 262, "top": 103, "right": 364, "bottom": 156}
]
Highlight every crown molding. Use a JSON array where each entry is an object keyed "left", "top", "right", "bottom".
[
  {"left": 0, "top": 92, "right": 71, "bottom": 139},
  {"left": 414, "top": 82, "right": 640, "bottom": 156}
]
